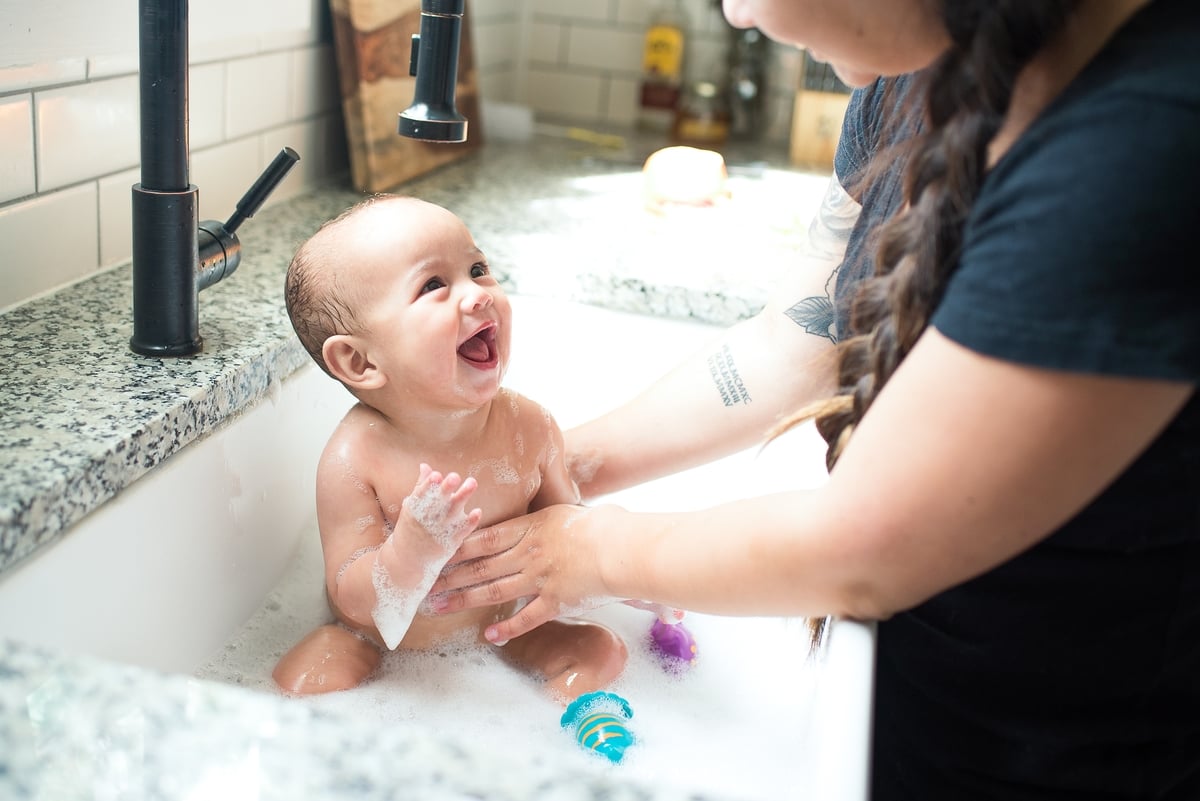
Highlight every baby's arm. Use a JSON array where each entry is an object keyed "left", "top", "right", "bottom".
[
  {"left": 529, "top": 405, "right": 581, "bottom": 510},
  {"left": 322, "top": 460, "right": 481, "bottom": 650}
]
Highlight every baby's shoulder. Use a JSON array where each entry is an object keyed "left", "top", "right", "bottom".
[
  {"left": 319, "top": 403, "right": 394, "bottom": 464},
  {"left": 494, "top": 386, "right": 554, "bottom": 422},
  {"left": 495, "top": 387, "right": 559, "bottom": 430}
]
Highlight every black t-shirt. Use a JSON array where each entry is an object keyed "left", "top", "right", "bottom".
[{"left": 840, "top": 2, "right": 1200, "bottom": 799}]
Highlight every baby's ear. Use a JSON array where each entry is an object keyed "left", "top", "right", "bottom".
[{"left": 323, "top": 334, "right": 386, "bottom": 390}]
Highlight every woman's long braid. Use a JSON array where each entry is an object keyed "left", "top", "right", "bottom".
[
  {"left": 815, "top": 0, "right": 1079, "bottom": 470},
  {"left": 803, "top": 0, "right": 1078, "bottom": 651}
]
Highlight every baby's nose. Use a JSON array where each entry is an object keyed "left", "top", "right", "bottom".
[{"left": 461, "top": 285, "right": 494, "bottom": 312}]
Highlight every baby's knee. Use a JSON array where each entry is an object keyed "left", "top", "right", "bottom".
[
  {"left": 584, "top": 624, "right": 629, "bottom": 685},
  {"left": 272, "top": 624, "right": 382, "bottom": 695},
  {"left": 553, "top": 622, "right": 629, "bottom": 700}
]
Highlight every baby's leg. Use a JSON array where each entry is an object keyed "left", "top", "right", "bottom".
[
  {"left": 499, "top": 619, "right": 628, "bottom": 704},
  {"left": 272, "top": 624, "right": 382, "bottom": 695}
]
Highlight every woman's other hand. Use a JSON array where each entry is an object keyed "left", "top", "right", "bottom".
[{"left": 430, "top": 504, "right": 618, "bottom": 644}]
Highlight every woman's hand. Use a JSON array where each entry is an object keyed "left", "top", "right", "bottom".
[{"left": 430, "top": 503, "right": 617, "bottom": 644}]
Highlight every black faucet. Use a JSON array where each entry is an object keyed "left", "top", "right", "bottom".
[
  {"left": 129, "top": 0, "right": 468, "bottom": 357},
  {"left": 129, "top": 0, "right": 300, "bottom": 357}
]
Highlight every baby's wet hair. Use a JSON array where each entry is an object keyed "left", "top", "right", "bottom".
[{"left": 284, "top": 194, "right": 406, "bottom": 376}]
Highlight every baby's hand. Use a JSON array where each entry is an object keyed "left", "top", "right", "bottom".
[
  {"left": 401, "top": 464, "right": 482, "bottom": 553},
  {"left": 372, "top": 465, "right": 482, "bottom": 650},
  {"left": 623, "top": 600, "right": 686, "bottom": 624}
]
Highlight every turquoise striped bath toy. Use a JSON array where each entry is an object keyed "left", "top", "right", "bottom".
[{"left": 561, "top": 690, "right": 635, "bottom": 763}]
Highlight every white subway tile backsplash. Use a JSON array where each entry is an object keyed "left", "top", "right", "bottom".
[
  {"left": 97, "top": 166, "right": 138, "bottom": 269},
  {"left": 190, "top": 33, "right": 264, "bottom": 66},
  {"left": 473, "top": 0, "right": 522, "bottom": 23},
  {"left": 525, "top": 69, "right": 604, "bottom": 121},
  {"left": 691, "top": 1, "right": 732, "bottom": 35},
  {"left": 475, "top": 21, "right": 518, "bottom": 70},
  {"left": 0, "top": 60, "right": 88, "bottom": 94},
  {"left": 189, "top": 0, "right": 319, "bottom": 62},
  {"left": 289, "top": 45, "right": 338, "bottom": 120},
  {"left": 529, "top": 0, "right": 612, "bottom": 23},
  {"left": 225, "top": 53, "right": 291, "bottom": 140},
  {"left": 614, "top": 0, "right": 718, "bottom": 30},
  {"left": 87, "top": 52, "right": 139, "bottom": 81},
  {"left": 686, "top": 36, "right": 728, "bottom": 83},
  {"left": 190, "top": 63, "right": 228, "bottom": 151},
  {"left": 528, "top": 22, "right": 565, "bottom": 65},
  {"left": 0, "top": 96, "right": 36, "bottom": 203},
  {"left": 614, "top": 0, "right": 647, "bottom": 26},
  {"left": 604, "top": 75, "right": 640, "bottom": 127},
  {"left": 479, "top": 69, "right": 517, "bottom": 104},
  {"left": 35, "top": 75, "right": 139, "bottom": 192},
  {"left": 198, "top": 0, "right": 318, "bottom": 54},
  {"left": 258, "top": 27, "right": 321, "bottom": 54},
  {"left": 191, "top": 138, "right": 261, "bottom": 223},
  {"left": 0, "top": 184, "right": 99, "bottom": 311},
  {"left": 566, "top": 26, "right": 642, "bottom": 74}
]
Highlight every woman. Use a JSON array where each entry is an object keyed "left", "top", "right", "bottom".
[{"left": 435, "top": 1, "right": 1200, "bottom": 797}]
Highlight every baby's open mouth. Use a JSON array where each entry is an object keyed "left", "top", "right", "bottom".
[{"left": 458, "top": 325, "right": 498, "bottom": 366}]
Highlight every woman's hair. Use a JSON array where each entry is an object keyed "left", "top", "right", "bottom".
[
  {"left": 809, "top": 0, "right": 1080, "bottom": 468},
  {"left": 790, "top": 0, "right": 1080, "bottom": 651}
]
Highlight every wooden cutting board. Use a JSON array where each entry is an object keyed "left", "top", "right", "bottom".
[{"left": 330, "top": 0, "right": 483, "bottom": 193}]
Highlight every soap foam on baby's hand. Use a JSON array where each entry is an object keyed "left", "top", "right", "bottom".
[{"left": 372, "top": 466, "right": 482, "bottom": 649}]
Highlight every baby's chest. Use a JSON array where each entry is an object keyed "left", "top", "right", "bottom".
[{"left": 376, "top": 451, "right": 544, "bottom": 528}]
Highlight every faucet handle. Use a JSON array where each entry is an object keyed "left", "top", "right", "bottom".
[
  {"left": 223, "top": 147, "right": 301, "bottom": 234},
  {"left": 198, "top": 147, "right": 300, "bottom": 290}
]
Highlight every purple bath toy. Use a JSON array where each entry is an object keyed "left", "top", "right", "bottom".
[{"left": 650, "top": 618, "right": 698, "bottom": 670}]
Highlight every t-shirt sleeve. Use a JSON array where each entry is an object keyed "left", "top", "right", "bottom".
[
  {"left": 931, "top": 92, "right": 1200, "bottom": 381},
  {"left": 834, "top": 78, "right": 888, "bottom": 190}
]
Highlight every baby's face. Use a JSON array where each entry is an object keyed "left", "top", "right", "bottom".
[{"left": 348, "top": 199, "right": 512, "bottom": 409}]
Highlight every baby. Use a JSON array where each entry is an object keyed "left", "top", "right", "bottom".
[{"left": 272, "top": 195, "right": 628, "bottom": 702}]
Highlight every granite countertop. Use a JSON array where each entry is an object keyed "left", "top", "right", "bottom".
[{"left": 0, "top": 135, "right": 821, "bottom": 801}]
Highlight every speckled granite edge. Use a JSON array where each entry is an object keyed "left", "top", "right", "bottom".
[{"left": 0, "top": 187, "right": 362, "bottom": 574}]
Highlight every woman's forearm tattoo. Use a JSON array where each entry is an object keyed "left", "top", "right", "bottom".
[
  {"left": 707, "top": 343, "right": 752, "bottom": 407},
  {"left": 785, "top": 180, "right": 861, "bottom": 343}
]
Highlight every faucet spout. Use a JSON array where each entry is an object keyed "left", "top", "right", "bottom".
[
  {"left": 130, "top": 0, "right": 298, "bottom": 358},
  {"left": 398, "top": 0, "right": 468, "bottom": 143}
]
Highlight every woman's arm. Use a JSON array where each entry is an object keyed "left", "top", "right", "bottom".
[
  {"left": 435, "top": 329, "right": 1193, "bottom": 642},
  {"left": 568, "top": 175, "right": 861, "bottom": 498}
]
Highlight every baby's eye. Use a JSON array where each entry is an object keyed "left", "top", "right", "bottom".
[
  {"left": 471, "top": 262, "right": 490, "bottom": 279},
  {"left": 420, "top": 277, "right": 446, "bottom": 295}
]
